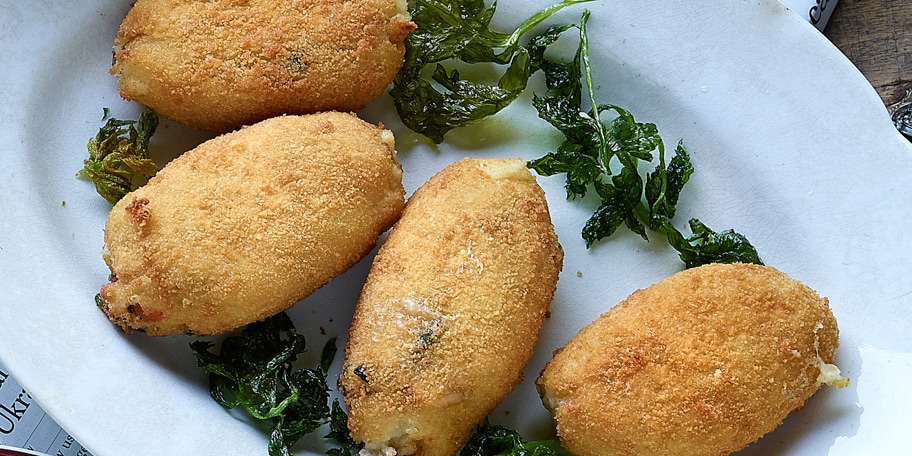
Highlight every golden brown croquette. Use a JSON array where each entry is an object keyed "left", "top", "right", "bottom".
[
  {"left": 111, "top": 0, "right": 416, "bottom": 132},
  {"left": 98, "top": 112, "right": 405, "bottom": 336},
  {"left": 340, "top": 158, "right": 563, "bottom": 456},
  {"left": 536, "top": 263, "right": 848, "bottom": 456}
]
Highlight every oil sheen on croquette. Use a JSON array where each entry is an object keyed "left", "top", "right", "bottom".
[
  {"left": 98, "top": 112, "right": 405, "bottom": 336},
  {"left": 340, "top": 158, "right": 563, "bottom": 456}
]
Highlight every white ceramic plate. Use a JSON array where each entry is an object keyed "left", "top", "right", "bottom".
[{"left": 1, "top": 0, "right": 910, "bottom": 454}]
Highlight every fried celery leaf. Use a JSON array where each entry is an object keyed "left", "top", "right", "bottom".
[
  {"left": 77, "top": 107, "right": 159, "bottom": 204},
  {"left": 458, "top": 419, "right": 571, "bottom": 456},
  {"left": 392, "top": 0, "right": 590, "bottom": 143},
  {"left": 528, "top": 11, "right": 762, "bottom": 267},
  {"left": 190, "top": 313, "right": 338, "bottom": 456}
]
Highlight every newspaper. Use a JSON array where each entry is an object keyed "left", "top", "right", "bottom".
[
  {"left": 0, "top": 362, "right": 92, "bottom": 456},
  {"left": 780, "top": 0, "right": 837, "bottom": 31}
]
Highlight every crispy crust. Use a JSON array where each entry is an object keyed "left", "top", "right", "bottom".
[
  {"left": 536, "top": 263, "right": 842, "bottom": 456},
  {"left": 99, "top": 112, "right": 405, "bottom": 336},
  {"left": 339, "top": 158, "right": 563, "bottom": 456},
  {"left": 111, "top": 0, "right": 415, "bottom": 132}
]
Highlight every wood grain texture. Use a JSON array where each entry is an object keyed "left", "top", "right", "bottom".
[{"left": 825, "top": 0, "right": 912, "bottom": 105}]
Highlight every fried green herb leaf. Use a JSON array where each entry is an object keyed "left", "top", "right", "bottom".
[
  {"left": 458, "top": 419, "right": 571, "bottom": 456},
  {"left": 392, "top": 0, "right": 590, "bottom": 143},
  {"left": 325, "top": 399, "right": 363, "bottom": 456},
  {"left": 528, "top": 11, "right": 762, "bottom": 267},
  {"left": 664, "top": 219, "right": 764, "bottom": 268},
  {"left": 190, "top": 313, "right": 337, "bottom": 456},
  {"left": 77, "top": 107, "right": 159, "bottom": 204}
]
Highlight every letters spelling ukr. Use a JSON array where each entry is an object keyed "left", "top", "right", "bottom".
[{"left": 0, "top": 388, "right": 32, "bottom": 434}]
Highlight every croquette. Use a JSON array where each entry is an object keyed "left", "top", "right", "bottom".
[
  {"left": 339, "top": 158, "right": 563, "bottom": 456},
  {"left": 536, "top": 263, "right": 848, "bottom": 456},
  {"left": 98, "top": 112, "right": 405, "bottom": 336},
  {"left": 110, "top": 0, "right": 416, "bottom": 132}
]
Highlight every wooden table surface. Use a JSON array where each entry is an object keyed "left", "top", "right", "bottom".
[{"left": 825, "top": 0, "right": 912, "bottom": 107}]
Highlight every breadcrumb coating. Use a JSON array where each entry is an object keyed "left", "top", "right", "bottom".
[
  {"left": 537, "top": 263, "right": 846, "bottom": 456},
  {"left": 111, "top": 0, "right": 416, "bottom": 132},
  {"left": 98, "top": 112, "right": 405, "bottom": 336},
  {"left": 340, "top": 158, "right": 563, "bottom": 456}
]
